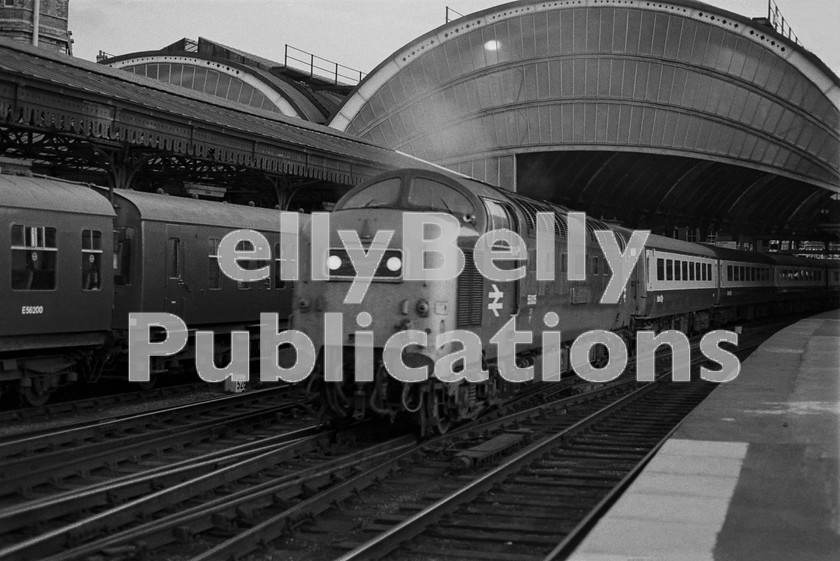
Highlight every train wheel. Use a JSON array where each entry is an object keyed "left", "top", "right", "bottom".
[{"left": 18, "top": 377, "right": 54, "bottom": 407}]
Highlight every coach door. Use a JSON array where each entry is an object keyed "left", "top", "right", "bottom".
[{"left": 164, "top": 224, "right": 189, "bottom": 317}]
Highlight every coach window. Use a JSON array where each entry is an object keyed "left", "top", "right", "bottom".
[
  {"left": 675, "top": 260, "right": 681, "bottom": 281},
  {"left": 233, "top": 240, "right": 270, "bottom": 290},
  {"left": 341, "top": 178, "right": 401, "bottom": 209},
  {"left": 168, "top": 238, "right": 182, "bottom": 279},
  {"left": 681, "top": 261, "right": 688, "bottom": 282},
  {"left": 11, "top": 225, "right": 57, "bottom": 291},
  {"left": 113, "top": 227, "right": 134, "bottom": 285},
  {"left": 689, "top": 262, "right": 695, "bottom": 281},
  {"left": 82, "top": 230, "right": 102, "bottom": 290},
  {"left": 666, "top": 259, "right": 673, "bottom": 281},
  {"left": 208, "top": 238, "right": 221, "bottom": 290},
  {"left": 657, "top": 258, "right": 664, "bottom": 281},
  {"left": 274, "top": 242, "right": 286, "bottom": 290}
]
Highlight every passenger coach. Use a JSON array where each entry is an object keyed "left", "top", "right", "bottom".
[{"left": 1, "top": 175, "right": 115, "bottom": 405}]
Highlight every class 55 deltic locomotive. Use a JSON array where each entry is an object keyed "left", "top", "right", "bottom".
[{"left": 293, "top": 167, "right": 840, "bottom": 435}]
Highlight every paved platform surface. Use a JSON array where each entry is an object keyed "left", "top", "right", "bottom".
[{"left": 568, "top": 310, "right": 840, "bottom": 561}]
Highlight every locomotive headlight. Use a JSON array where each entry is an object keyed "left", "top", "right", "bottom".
[
  {"left": 416, "top": 298, "right": 429, "bottom": 317},
  {"left": 327, "top": 255, "right": 342, "bottom": 271},
  {"left": 386, "top": 256, "right": 402, "bottom": 272}
]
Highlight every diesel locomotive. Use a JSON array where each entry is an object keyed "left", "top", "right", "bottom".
[{"left": 292, "top": 168, "right": 840, "bottom": 434}]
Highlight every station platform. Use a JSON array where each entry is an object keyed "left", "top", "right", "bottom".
[{"left": 568, "top": 310, "right": 840, "bottom": 561}]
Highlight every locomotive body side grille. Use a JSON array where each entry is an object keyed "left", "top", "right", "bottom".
[{"left": 457, "top": 251, "right": 483, "bottom": 327}]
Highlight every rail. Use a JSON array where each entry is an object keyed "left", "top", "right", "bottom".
[
  {"left": 283, "top": 44, "right": 365, "bottom": 86},
  {"left": 767, "top": 0, "right": 802, "bottom": 47}
]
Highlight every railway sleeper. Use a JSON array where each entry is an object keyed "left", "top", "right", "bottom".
[
  {"left": 427, "top": 526, "right": 561, "bottom": 545},
  {"left": 404, "top": 543, "right": 538, "bottom": 561},
  {"left": 439, "top": 516, "right": 576, "bottom": 534}
]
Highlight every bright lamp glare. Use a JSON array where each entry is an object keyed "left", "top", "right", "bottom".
[
  {"left": 386, "top": 256, "right": 402, "bottom": 271},
  {"left": 327, "top": 255, "right": 342, "bottom": 270},
  {"left": 484, "top": 40, "right": 500, "bottom": 51}
]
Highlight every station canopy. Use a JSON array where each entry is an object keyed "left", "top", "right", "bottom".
[{"left": 330, "top": 0, "right": 840, "bottom": 240}]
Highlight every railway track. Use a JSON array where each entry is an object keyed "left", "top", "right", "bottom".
[
  {"left": 0, "top": 327, "right": 772, "bottom": 560},
  {"left": 340, "top": 375, "right": 716, "bottom": 561},
  {"left": 0, "top": 381, "right": 211, "bottom": 424},
  {"left": 0, "top": 376, "right": 619, "bottom": 561},
  {"left": 0, "top": 385, "right": 313, "bottom": 500}
]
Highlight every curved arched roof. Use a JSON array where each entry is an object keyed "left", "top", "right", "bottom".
[
  {"left": 104, "top": 52, "right": 324, "bottom": 120},
  {"left": 330, "top": 0, "right": 840, "bottom": 237}
]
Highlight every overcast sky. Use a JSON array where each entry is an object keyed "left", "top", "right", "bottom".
[{"left": 69, "top": 0, "right": 839, "bottom": 77}]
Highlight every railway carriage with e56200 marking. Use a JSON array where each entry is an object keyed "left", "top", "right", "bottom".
[
  {"left": 1, "top": 171, "right": 301, "bottom": 407},
  {"left": 293, "top": 168, "right": 839, "bottom": 435}
]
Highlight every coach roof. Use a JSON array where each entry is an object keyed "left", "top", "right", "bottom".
[
  {"left": 109, "top": 188, "right": 298, "bottom": 232},
  {"left": 1, "top": 174, "right": 115, "bottom": 217},
  {"left": 645, "top": 234, "right": 718, "bottom": 258}
]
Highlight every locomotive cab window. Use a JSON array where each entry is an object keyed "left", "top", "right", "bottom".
[
  {"left": 484, "top": 199, "right": 517, "bottom": 232},
  {"left": 408, "top": 178, "right": 474, "bottom": 217},
  {"left": 11, "top": 224, "right": 57, "bottom": 291},
  {"left": 341, "top": 178, "right": 401, "bottom": 209},
  {"left": 82, "top": 230, "right": 102, "bottom": 291}
]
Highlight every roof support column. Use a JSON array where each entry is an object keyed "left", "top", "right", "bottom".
[{"left": 94, "top": 145, "right": 151, "bottom": 201}]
